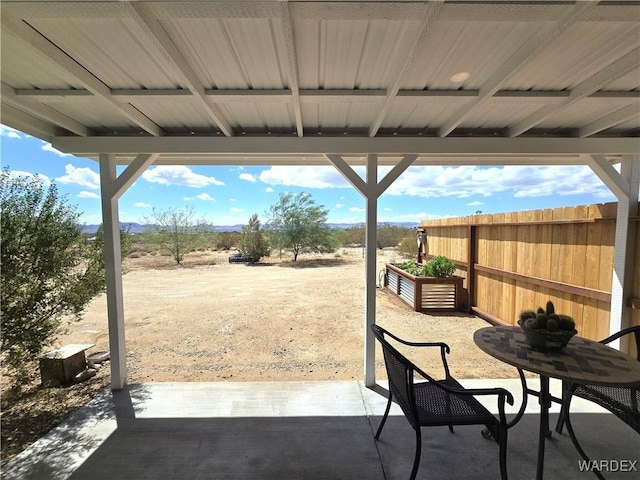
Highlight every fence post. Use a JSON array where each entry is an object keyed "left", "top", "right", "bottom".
[{"left": 467, "top": 225, "right": 477, "bottom": 313}]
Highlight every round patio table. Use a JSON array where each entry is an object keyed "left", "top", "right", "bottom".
[{"left": 474, "top": 326, "right": 640, "bottom": 480}]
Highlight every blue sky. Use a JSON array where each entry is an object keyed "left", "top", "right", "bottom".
[{"left": 1, "top": 124, "right": 622, "bottom": 227}]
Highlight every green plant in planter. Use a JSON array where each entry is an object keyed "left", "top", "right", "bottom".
[
  {"left": 425, "top": 255, "right": 457, "bottom": 277},
  {"left": 395, "top": 256, "right": 456, "bottom": 277},
  {"left": 397, "top": 259, "right": 419, "bottom": 275}
]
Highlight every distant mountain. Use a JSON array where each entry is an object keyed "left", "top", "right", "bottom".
[
  {"left": 327, "top": 222, "right": 418, "bottom": 230},
  {"left": 215, "top": 225, "right": 245, "bottom": 233},
  {"left": 82, "top": 222, "right": 148, "bottom": 235},
  {"left": 81, "top": 221, "right": 418, "bottom": 235}
]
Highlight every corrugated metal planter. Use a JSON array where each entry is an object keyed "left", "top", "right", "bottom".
[{"left": 384, "top": 263, "right": 463, "bottom": 312}]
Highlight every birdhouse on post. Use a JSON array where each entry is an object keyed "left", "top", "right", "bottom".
[{"left": 417, "top": 228, "right": 427, "bottom": 264}]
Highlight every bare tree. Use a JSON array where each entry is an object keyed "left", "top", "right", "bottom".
[{"left": 145, "top": 206, "right": 214, "bottom": 264}]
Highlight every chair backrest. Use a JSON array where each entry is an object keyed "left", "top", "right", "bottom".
[
  {"left": 371, "top": 324, "right": 420, "bottom": 428},
  {"left": 600, "top": 325, "right": 640, "bottom": 361}
]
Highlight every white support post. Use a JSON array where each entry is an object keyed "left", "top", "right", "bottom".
[
  {"left": 99, "top": 154, "right": 127, "bottom": 390},
  {"left": 364, "top": 153, "right": 378, "bottom": 387},
  {"left": 609, "top": 156, "right": 640, "bottom": 349},
  {"left": 327, "top": 153, "right": 417, "bottom": 387}
]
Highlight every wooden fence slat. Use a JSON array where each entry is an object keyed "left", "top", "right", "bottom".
[{"left": 419, "top": 201, "right": 639, "bottom": 343}]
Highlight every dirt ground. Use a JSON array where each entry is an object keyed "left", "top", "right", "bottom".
[
  {"left": 2, "top": 247, "right": 521, "bottom": 465},
  {"left": 54, "top": 247, "right": 518, "bottom": 383}
]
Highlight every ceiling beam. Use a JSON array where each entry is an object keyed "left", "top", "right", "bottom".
[
  {"left": 325, "top": 154, "right": 367, "bottom": 193},
  {"left": 508, "top": 49, "right": 640, "bottom": 136},
  {"left": 3, "top": 1, "right": 635, "bottom": 23},
  {"left": 111, "top": 154, "right": 159, "bottom": 200},
  {"left": 15, "top": 89, "right": 94, "bottom": 102},
  {"left": 0, "top": 103, "right": 60, "bottom": 139},
  {"left": 126, "top": 3, "right": 234, "bottom": 137},
  {"left": 579, "top": 104, "right": 640, "bottom": 138},
  {"left": 51, "top": 135, "right": 640, "bottom": 157},
  {"left": 2, "top": 83, "right": 92, "bottom": 136},
  {"left": 82, "top": 153, "right": 595, "bottom": 167},
  {"left": 438, "top": 1, "right": 594, "bottom": 137},
  {"left": 1, "top": 17, "right": 164, "bottom": 137},
  {"left": 206, "top": 90, "right": 292, "bottom": 103},
  {"left": 112, "top": 89, "right": 192, "bottom": 102},
  {"left": 278, "top": 1, "right": 303, "bottom": 136},
  {"left": 376, "top": 154, "right": 418, "bottom": 196},
  {"left": 368, "top": 1, "right": 443, "bottom": 137},
  {"left": 14, "top": 87, "right": 639, "bottom": 105},
  {"left": 588, "top": 154, "right": 630, "bottom": 200}
]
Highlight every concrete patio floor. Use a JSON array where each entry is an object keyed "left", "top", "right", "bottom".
[{"left": 4, "top": 379, "right": 639, "bottom": 480}]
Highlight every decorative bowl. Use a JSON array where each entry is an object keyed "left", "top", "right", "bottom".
[{"left": 517, "top": 319, "right": 577, "bottom": 351}]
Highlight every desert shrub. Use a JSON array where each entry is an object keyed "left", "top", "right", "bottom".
[
  {"left": 397, "top": 234, "right": 418, "bottom": 258},
  {"left": 239, "top": 214, "right": 270, "bottom": 261},
  {"left": 216, "top": 231, "right": 241, "bottom": 250},
  {"left": 377, "top": 224, "right": 411, "bottom": 249},
  {"left": 0, "top": 169, "right": 124, "bottom": 377},
  {"left": 128, "top": 244, "right": 146, "bottom": 254},
  {"left": 335, "top": 225, "right": 365, "bottom": 247}
]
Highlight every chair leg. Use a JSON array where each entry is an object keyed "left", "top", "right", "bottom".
[
  {"left": 410, "top": 427, "right": 422, "bottom": 480},
  {"left": 555, "top": 381, "right": 569, "bottom": 434},
  {"left": 375, "top": 392, "right": 393, "bottom": 440},
  {"left": 498, "top": 425, "right": 509, "bottom": 480},
  {"left": 565, "top": 406, "right": 606, "bottom": 480}
]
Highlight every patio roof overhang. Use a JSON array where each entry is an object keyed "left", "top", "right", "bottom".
[{"left": 1, "top": 0, "right": 639, "bottom": 390}]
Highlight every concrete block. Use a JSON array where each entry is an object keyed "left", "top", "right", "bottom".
[{"left": 39, "top": 344, "right": 94, "bottom": 386}]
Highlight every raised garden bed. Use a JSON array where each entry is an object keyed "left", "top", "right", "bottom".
[{"left": 384, "top": 263, "right": 463, "bottom": 312}]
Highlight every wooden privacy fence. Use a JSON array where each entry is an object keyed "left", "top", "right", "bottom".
[{"left": 419, "top": 202, "right": 640, "bottom": 343}]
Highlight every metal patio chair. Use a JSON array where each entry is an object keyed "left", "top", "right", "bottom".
[
  {"left": 371, "top": 324, "right": 513, "bottom": 480},
  {"left": 555, "top": 325, "right": 640, "bottom": 479}
]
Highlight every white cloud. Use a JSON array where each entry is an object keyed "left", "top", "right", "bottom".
[
  {"left": 7, "top": 170, "right": 51, "bottom": 186},
  {"left": 239, "top": 173, "right": 257, "bottom": 183},
  {"left": 56, "top": 164, "right": 100, "bottom": 189},
  {"left": 79, "top": 213, "right": 104, "bottom": 225},
  {"left": 383, "top": 207, "right": 393, "bottom": 211},
  {"left": 466, "top": 201, "right": 484, "bottom": 206},
  {"left": 335, "top": 203, "right": 346, "bottom": 208},
  {"left": 259, "top": 166, "right": 351, "bottom": 189},
  {"left": 135, "top": 202, "right": 152, "bottom": 208},
  {"left": 257, "top": 164, "right": 613, "bottom": 202},
  {"left": 196, "top": 193, "right": 215, "bottom": 201},
  {"left": 265, "top": 187, "right": 274, "bottom": 193},
  {"left": 349, "top": 207, "right": 365, "bottom": 213},
  {"left": 0, "top": 125, "right": 23, "bottom": 139},
  {"left": 229, "top": 198, "right": 236, "bottom": 202},
  {"left": 42, "top": 143, "right": 71, "bottom": 157},
  {"left": 230, "top": 207, "right": 244, "bottom": 213},
  {"left": 385, "top": 165, "right": 614, "bottom": 200},
  {"left": 77, "top": 191, "right": 100, "bottom": 199},
  {"left": 142, "top": 166, "right": 224, "bottom": 188},
  {"left": 379, "top": 212, "right": 448, "bottom": 223}
]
